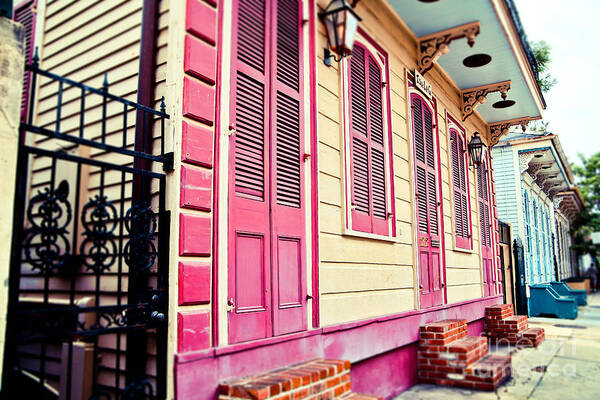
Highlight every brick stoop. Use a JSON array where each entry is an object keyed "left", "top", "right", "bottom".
[
  {"left": 484, "top": 305, "right": 545, "bottom": 347},
  {"left": 218, "top": 359, "right": 379, "bottom": 400},
  {"left": 418, "top": 319, "right": 512, "bottom": 391}
]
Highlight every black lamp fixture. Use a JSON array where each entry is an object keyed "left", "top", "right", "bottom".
[
  {"left": 319, "top": 0, "right": 362, "bottom": 67},
  {"left": 467, "top": 131, "right": 486, "bottom": 167}
]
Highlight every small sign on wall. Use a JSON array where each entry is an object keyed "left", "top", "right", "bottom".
[{"left": 414, "top": 70, "right": 433, "bottom": 100}]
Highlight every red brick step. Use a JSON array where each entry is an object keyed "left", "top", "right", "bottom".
[
  {"left": 462, "top": 354, "right": 512, "bottom": 390},
  {"left": 218, "top": 359, "right": 380, "bottom": 400},
  {"left": 483, "top": 304, "right": 545, "bottom": 347}
]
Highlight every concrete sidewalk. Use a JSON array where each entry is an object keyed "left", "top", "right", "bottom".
[{"left": 394, "top": 293, "right": 600, "bottom": 400}]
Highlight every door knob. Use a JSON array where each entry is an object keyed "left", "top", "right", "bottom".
[{"left": 226, "top": 298, "right": 235, "bottom": 312}]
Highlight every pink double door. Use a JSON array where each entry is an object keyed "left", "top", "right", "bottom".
[
  {"left": 227, "top": 0, "right": 307, "bottom": 344},
  {"left": 477, "top": 157, "right": 495, "bottom": 296},
  {"left": 411, "top": 94, "right": 443, "bottom": 309}
]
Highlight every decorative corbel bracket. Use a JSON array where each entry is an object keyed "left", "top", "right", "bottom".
[
  {"left": 488, "top": 116, "right": 542, "bottom": 147},
  {"left": 519, "top": 150, "right": 546, "bottom": 174},
  {"left": 418, "top": 21, "right": 481, "bottom": 75},
  {"left": 553, "top": 196, "right": 565, "bottom": 210},
  {"left": 461, "top": 80, "right": 511, "bottom": 121}
]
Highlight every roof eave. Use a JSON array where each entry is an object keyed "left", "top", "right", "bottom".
[{"left": 491, "top": 0, "right": 546, "bottom": 116}]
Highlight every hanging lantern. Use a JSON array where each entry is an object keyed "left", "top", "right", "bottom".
[
  {"left": 319, "top": 0, "right": 362, "bottom": 66},
  {"left": 467, "top": 131, "right": 486, "bottom": 167}
]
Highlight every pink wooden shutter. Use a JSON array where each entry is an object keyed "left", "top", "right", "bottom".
[
  {"left": 413, "top": 98, "right": 429, "bottom": 235},
  {"left": 349, "top": 44, "right": 371, "bottom": 232},
  {"left": 14, "top": 0, "right": 37, "bottom": 122},
  {"left": 412, "top": 93, "right": 443, "bottom": 307},
  {"left": 368, "top": 55, "right": 388, "bottom": 235},
  {"left": 227, "top": 0, "right": 272, "bottom": 343},
  {"left": 450, "top": 129, "right": 470, "bottom": 248},
  {"left": 423, "top": 106, "right": 439, "bottom": 243},
  {"left": 270, "top": 0, "right": 307, "bottom": 336},
  {"left": 349, "top": 43, "right": 389, "bottom": 235}
]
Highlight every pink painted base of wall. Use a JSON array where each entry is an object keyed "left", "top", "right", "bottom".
[
  {"left": 350, "top": 343, "right": 418, "bottom": 398},
  {"left": 174, "top": 295, "right": 502, "bottom": 400}
]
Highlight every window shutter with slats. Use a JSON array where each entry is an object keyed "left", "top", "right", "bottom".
[
  {"left": 228, "top": 0, "right": 306, "bottom": 344},
  {"left": 411, "top": 93, "right": 443, "bottom": 308},
  {"left": 477, "top": 156, "right": 495, "bottom": 296},
  {"left": 348, "top": 42, "right": 389, "bottom": 236},
  {"left": 450, "top": 128, "right": 471, "bottom": 249},
  {"left": 270, "top": 0, "right": 306, "bottom": 336},
  {"left": 14, "top": 0, "right": 37, "bottom": 122}
]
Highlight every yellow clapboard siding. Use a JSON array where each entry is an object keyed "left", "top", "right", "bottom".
[
  {"left": 319, "top": 142, "right": 341, "bottom": 179},
  {"left": 393, "top": 155, "right": 410, "bottom": 180},
  {"left": 392, "top": 132, "right": 410, "bottom": 161},
  {"left": 320, "top": 233, "right": 413, "bottom": 266},
  {"left": 43, "top": 28, "right": 142, "bottom": 77},
  {"left": 318, "top": 83, "right": 341, "bottom": 123},
  {"left": 44, "top": 0, "right": 140, "bottom": 54},
  {"left": 395, "top": 220, "right": 413, "bottom": 245},
  {"left": 394, "top": 175, "right": 410, "bottom": 197},
  {"left": 319, "top": 172, "right": 342, "bottom": 206},
  {"left": 319, "top": 203, "right": 344, "bottom": 235},
  {"left": 446, "top": 284, "right": 481, "bottom": 304},
  {"left": 320, "top": 263, "right": 414, "bottom": 293},
  {"left": 45, "top": 0, "right": 79, "bottom": 21},
  {"left": 318, "top": 113, "right": 341, "bottom": 150},
  {"left": 394, "top": 198, "right": 412, "bottom": 223},
  {"left": 320, "top": 289, "right": 414, "bottom": 326},
  {"left": 446, "top": 268, "right": 482, "bottom": 286}
]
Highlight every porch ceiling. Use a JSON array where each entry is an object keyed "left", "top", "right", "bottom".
[{"left": 388, "top": 0, "right": 544, "bottom": 124}]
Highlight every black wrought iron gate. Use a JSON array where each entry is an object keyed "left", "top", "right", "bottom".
[{"left": 2, "top": 57, "right": 171, "bottom": 400}]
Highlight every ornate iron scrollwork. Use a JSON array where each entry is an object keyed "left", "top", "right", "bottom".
[
  {"left": 123, "top": 202, "right": 157, "bottom": 273},
  {"left": 122, "top": 376, "right": 155, "bottom": 400},
  {"left": 76, "top": 309, "right": 129, "bottom": 333},
  {"left": 80, "top": 194, "right": 118, "bottom": 273},
  {"left": 23, "top": 180, "right": 72, "bottom": 275}
]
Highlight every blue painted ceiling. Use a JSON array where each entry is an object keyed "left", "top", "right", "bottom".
[{"left": 387, "top": 0, "right": 542, "bottom": 123}]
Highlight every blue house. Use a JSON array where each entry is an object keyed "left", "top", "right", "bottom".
[{"left": 492, "top": 131, "right": 585, "bottom": 318}]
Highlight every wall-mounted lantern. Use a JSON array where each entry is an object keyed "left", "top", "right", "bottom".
[
  {"left": 319, "top": 0, "right": 362, "bottom": 67},
  {"left": 467, "top": 131, "right": 486, "bottom": 167}
]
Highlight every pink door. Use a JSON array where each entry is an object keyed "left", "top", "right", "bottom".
[
  {"left": 477, "top": 157, "right": 494, "bottom": 296},
  {"left": 227, "top": 0, "right": 306, "bottom": 344},
  {"left": 411, "top": 94, "right": 443, "bottom": 309}
]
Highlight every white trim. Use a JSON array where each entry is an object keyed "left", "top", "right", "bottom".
[
  {"left": 217, "top": 0, "right": 233, "bottom": 347},
  {"left": 490, "top": 0, "right": 545, "bottom": 116},
  {"left": 302, "top": 0, "right": 313, "bottom": 329}
]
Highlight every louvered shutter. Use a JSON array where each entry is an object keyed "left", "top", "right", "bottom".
[
  {"left": 477, "top": 157, "right": 495, "bottom": 295},
  {"left": 411, "top": 93, "right": 443, "bottom": 308},
  {"left": 14, "top": 0, "right": 37, "bottom": 122},
  {"left": 348, "top": 43, "right": 389, "bottom": 235},
  {"left": 412, "top": 96, "right": 439, "bottom": 242},
  {"left": 228, "top": 0, "right": 272, "bottom": 344},
  {"left": 270, "top": 0, "right": 306, "bottom": 336},
  {"left": 228, "top": 0, "right": 307, "bottom": 344},
  {"left": 450, "top": 129, "right": 470, "bottom": 248},
  {"left": 413, "top": 98, "right": 428, "bottom": 234}
]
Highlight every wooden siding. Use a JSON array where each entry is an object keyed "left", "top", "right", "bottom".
[
  {"left": 491, "top": 145, "right": 519, "bottom": 228},
  {"left": 316, "top": 0, "right": 491, "bottom": 325}
]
